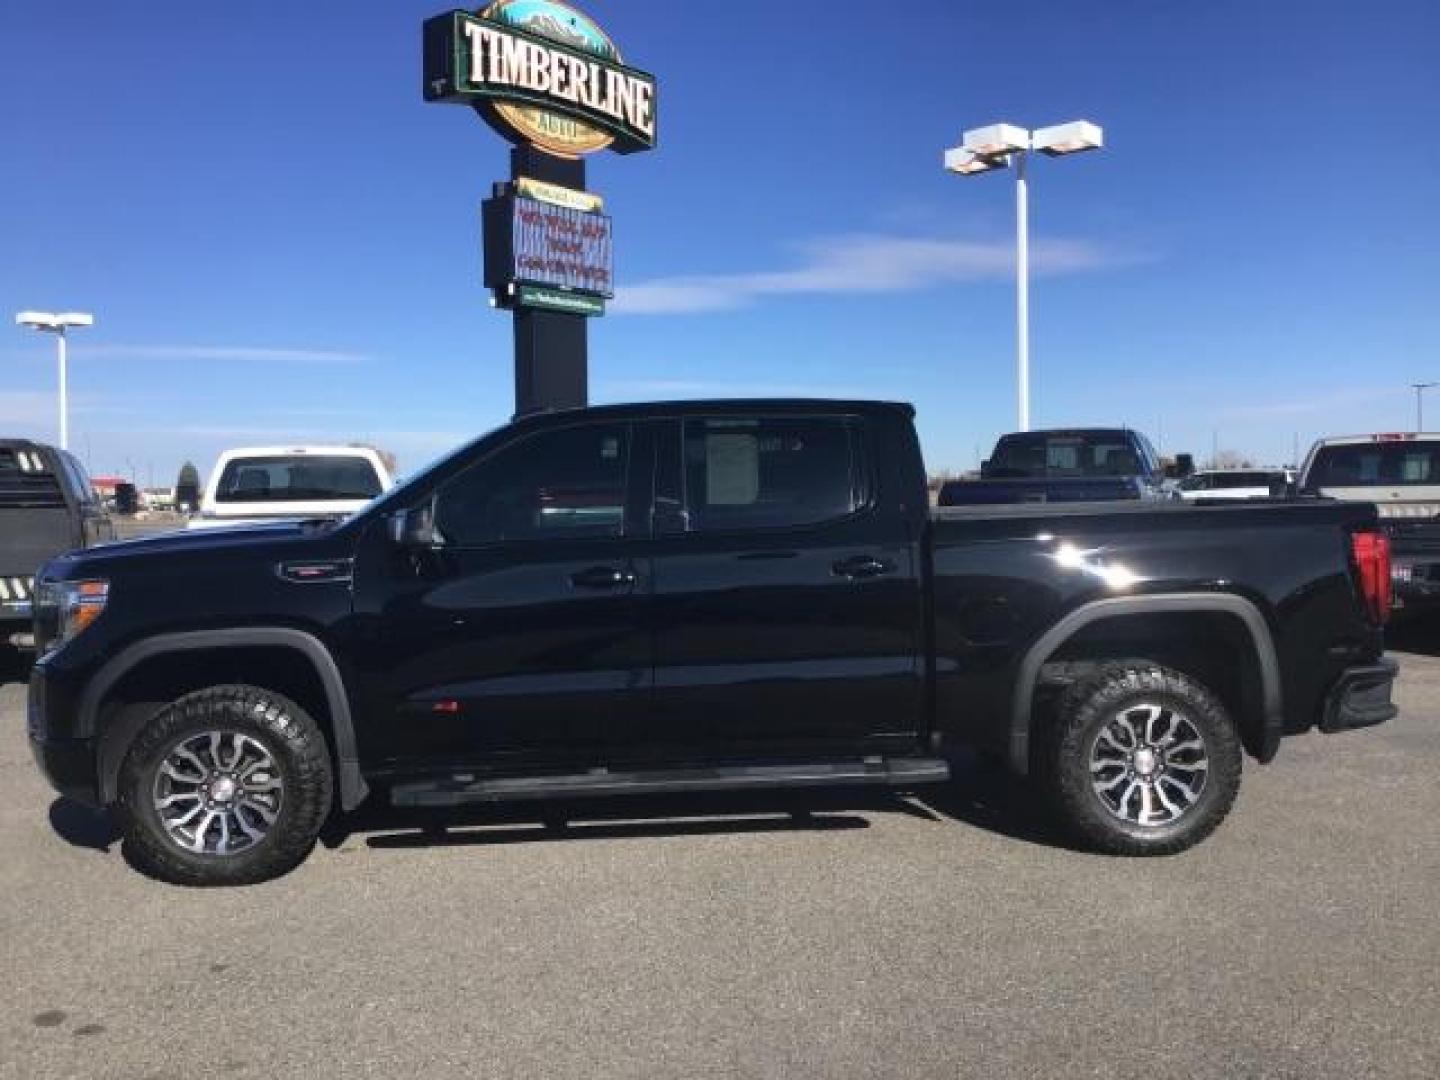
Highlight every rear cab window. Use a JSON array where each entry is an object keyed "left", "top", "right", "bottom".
[
  {"left": 986, "top": 432, "right": 1143, "bottom": 479},
  {"left": 1307, "top": 441, "right": 1440, "bottom": 488},
  {"left": 215, "top": 455, "right": 384, "bottom": 503}
]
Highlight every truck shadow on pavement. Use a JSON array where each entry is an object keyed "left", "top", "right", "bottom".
[
  {"left": 326, "top": 750, "right": 1071, "bottom": 855},
  {"left": 44, "top": 752, "right": 1074, "bottom": 873},
  {"left": 47, "top": 798, "right": 122, "bottom": 853}
]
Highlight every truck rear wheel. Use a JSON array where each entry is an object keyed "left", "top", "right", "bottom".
[
  {"left": 116, "top": 685, "right": 333, "bottom": 886},
  {"left": 1040, "top": 661, "right": 1242, "bottom": 855}
]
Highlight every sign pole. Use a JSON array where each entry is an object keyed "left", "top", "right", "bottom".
[
  {"left": 423, "top": 1, "right": 656, "bottom": 420},
  {"left": 510, "top": 147, "right": 587, "bottom": 417}
]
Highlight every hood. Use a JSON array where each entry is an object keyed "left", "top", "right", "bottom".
[{"left": 42, "top": 520, "right": 322, "bottom": 577}]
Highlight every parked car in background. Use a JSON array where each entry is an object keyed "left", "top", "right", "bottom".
[
  {"left": 1176, "top": 469, "right": 1292, "bottom": 501},
  {"left": 188, "top": 445, "right": 393, "bottom": 530},
  {"left": 938, "top": 428, "right": 1174, "bottom": 505},
  {"left": 1, "top": 439, "right": 114, "bottom": 649},
  {"left": 29, "top": 400, "right": 1395, "bottom": 885},
  {"left": 1299, "top": 433, "right": 1440, "bottom": 614}
]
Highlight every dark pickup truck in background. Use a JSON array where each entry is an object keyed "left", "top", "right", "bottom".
[
  {"left": 1, "top": 439, "right": 114, "bottom": 649},
  {"left": 28, "top": 400, "right": 1396, "bottom": 885},
  {"left": 938, "top": 427, "right": 1173, "bottom": 505}
]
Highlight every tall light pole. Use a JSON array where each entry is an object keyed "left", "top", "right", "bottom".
[
  {"left": 943, "top": 121, "right": 1103, "bottom": 431},
  {"left": 15, "top": 310, "right": 95, "bottom": 450},
  {"left": 1411, "top": 382, "right": 1437, "bottom": 432}
]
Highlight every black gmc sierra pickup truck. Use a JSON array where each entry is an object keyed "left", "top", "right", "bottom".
[{"left": 28, "top": 400, "right": 1398, "bottom": 885}]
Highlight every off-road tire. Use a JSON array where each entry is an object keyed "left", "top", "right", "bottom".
[
  {"left": 1039, "top": 661, "right": 1242, "bottom": 856},
  {"left": 117, "top": 684, "right": 333, "bottom": 886}
]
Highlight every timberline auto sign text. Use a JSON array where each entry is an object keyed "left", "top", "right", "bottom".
[{"left": 425, "top": 10, "right": 657, "bottom": 154}]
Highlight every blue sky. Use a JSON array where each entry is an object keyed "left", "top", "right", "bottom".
[{"left": 2, "top": 0, "right": 1438, "bottom": 483}]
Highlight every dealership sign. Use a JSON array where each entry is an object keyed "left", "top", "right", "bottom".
[
  {"left": 424, "top": 1, "right": 657, "bottom": 157},
  {"left": 484, "top": 185, "right": 613, "bottom": 314}
]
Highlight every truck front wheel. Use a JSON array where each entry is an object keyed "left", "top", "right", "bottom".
[
  {"left": 116, "top": 685, "right": 334, "bottom": 886},
  {"left": 1040, "top": 661, "right": 1242, "bottom": 855}
]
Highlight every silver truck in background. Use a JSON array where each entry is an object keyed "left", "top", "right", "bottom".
[{"left": 1299, "top": 432, "right": 1440, "bottom": 614}]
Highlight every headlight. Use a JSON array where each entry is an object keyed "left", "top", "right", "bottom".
[{"left": 35, "top": 578, "right": 108, "bottom": 656}]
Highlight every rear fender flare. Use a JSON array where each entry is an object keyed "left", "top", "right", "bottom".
[
  {"left": 82, "top": 627, "right": 368, "bottom": 811},
  {"left": 1009, "top": 592, "right": 1282, "bottom": 774}
]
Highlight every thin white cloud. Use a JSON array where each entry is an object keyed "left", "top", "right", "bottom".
[
  {"left": 612, "top": 232, "right": 1141, "bottom": 315},
  {"left": 0, "top": 390, "right": 57, "bottom": 427},
  {"left": 79, "top": 344, "right": 372, "bottom": 365},
  {"left": 168, "top": 424, "right": 469, "bottom": 447},
  {"left": 598, "top": 379, "right": 873, "bottom": 399},
  {"left": 1219, "top": 386, "right": 1408, "bottom": 422}
]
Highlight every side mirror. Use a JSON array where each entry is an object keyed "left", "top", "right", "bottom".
[{"left": 388, "top": 503, "right": 436, "bottom": 548}]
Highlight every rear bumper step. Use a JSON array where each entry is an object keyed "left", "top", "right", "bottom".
[{"left": 390, "top": 757, "right": 951, "bottom": 808}]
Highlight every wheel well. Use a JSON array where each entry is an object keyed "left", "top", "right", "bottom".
[
  {"left": 95, "top": 646, "right": 335, "bottom": 804},
  {"left": 1036, "top": 611, "right": 1268, "bottom": 759}
]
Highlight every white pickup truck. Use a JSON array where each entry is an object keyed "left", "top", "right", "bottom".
[
  {"left": 1299, "top": 432, "right": 1440, "bottom": 613},
  {"left": 188, "top": 445, "right": 393, "bottom": 530}
]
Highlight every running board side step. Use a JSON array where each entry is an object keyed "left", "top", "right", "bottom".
[{"left": 389, "top": 757, "right": 951, "bottom": 808}]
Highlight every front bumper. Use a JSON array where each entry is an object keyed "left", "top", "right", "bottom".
[
  {"left": 1320, "top": 659, "right": 1399, "bottom": 733},
  {"left": 27, "top": 665, "right": 100, "bottom": 805}
]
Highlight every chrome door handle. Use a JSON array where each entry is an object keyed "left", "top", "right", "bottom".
[
  {"left": 569, "top": 565, "right": 637, "bottom": 589},
  {"left": 832, "top": 556, "right": 894, "bottom": 580}
]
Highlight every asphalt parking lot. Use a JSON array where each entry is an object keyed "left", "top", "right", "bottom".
[{"left": 2, "top": 643, "right": 1437, "bottom": 1080}]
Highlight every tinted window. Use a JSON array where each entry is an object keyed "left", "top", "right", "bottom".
[
  {"left": 682, "top": 416, "right": 864, "bottom": 531},
  {"left": 435, "top": 424, "right": 629, "bottom": 545},
  {"left": 986, "top": 433, "right": 1142, "bottom": 478},
  {"left": 1307, "top": 442, "right": 1440, "bottom": 488},
  {"left": 59, "top": 452, "right": 97, "bottom": 506},
  {"left": 215, "top": 455, "right": 384, "bottom": 503}
]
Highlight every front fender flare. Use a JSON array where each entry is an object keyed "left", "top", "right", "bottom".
[
  {"left": 83, "top": 627, "right": 369, "bottom": 811},
  {"left": 1009, "top": 592, "right": 1283, "bottom": 774}
]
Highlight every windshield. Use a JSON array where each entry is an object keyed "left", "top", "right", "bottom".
[
  {"left": 985, "top": 433, "right": 1143, "bottom": 479},
  {"left": 1306, "top": 442, "right": 1440, "bottom": 488},
  {"left": 215, "top": 455, "right": 383, "bottom": 503}
]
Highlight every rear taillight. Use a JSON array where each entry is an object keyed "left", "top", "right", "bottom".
[{"left": 1351, "top": 530, "right": 1392, "bottom": 624}]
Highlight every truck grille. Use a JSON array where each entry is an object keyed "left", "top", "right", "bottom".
[{"left": 0, "top": 576, "right": 35, "bottom": 606}]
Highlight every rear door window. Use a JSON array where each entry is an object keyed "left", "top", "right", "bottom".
[{"left": 681, "top": 416, "right": 867, "bottom": 532}]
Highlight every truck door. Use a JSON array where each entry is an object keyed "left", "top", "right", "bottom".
[
  {"left": 616, "top": 413, "right": 924, "bottom": 762},
  {"left": 352, "top": 420, "right": 653, "bottom": 769}
]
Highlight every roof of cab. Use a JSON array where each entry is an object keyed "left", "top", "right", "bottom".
[{"left": 510, "top": 399, "right": 916, "bottom": 424}]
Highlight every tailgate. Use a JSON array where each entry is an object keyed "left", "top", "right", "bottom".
[{"left": 940, "top": 477, "right": 1140, "bottom": 505}]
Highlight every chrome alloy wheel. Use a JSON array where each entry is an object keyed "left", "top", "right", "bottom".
[
  {"left": 1088, "top": 702, "right": 1209, "bottom": 827},
  {"left": 151, "top": 731, "right": 284, "bottom": 855}
]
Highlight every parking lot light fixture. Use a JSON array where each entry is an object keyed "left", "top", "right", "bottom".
[
  {"left": 961, "top": 123, "right": 1031, "bottom": 157},
  {"left": 1031, "top": 121, "right": 1104, "bottom": 157},
  {"left": 14, "top": 310, "right": 94, "bottom": 451},
  {"left": 942, "top": 120, "right": 1104, "bottom": 432},
  {"left": 942, "top": 147, "right": 1008, "bottom": 176}
]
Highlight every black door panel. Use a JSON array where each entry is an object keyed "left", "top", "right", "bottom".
[
  {"left": 617, "top": 415, "right": 925, "bottom": 761},
  {"left": 350, "top": 420, "right": 652, "bottom": 771}
]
